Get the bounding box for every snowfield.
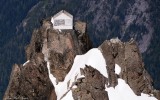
[44,48,157,100]
[106,79,157,100]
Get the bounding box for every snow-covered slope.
[46,48,107,100]
[106,79,157,100]
[46,48,157,100]
[107,65,156,100]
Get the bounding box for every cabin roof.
[52,10,73,19]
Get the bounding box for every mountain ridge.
[1,0,160,99]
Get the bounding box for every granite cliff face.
[3,19,160,100]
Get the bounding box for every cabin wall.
[51,13,73,29]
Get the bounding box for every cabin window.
[54,19,65,26]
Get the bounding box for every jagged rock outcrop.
[4,20,92,100]
[26,20,91,82]
[99,38,160,99]
[72,65,109,100]
[3,53,56,100]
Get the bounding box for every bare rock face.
[3,64,21,99]
[3,53,56,100]
[74,21,86,34]
[72,65,109,100]
[99,38,160,99]
[46,30,80,81]
[25,20,92,82]
[4,20,92,100]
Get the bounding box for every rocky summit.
[3,19,160,100]
[3,19,92,100]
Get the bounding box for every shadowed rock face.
[3,20,92,100]
[3,53,56,100]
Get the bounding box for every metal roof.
[52,10,73,19]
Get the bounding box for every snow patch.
[58,29,62,32]
[61,91,73,100]
[47,62,57,86]
[23,60,30,66]
[106,79,157,100]
[115,64,121,75]
[72,85,77,89]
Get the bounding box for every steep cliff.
[3,20,92,100]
